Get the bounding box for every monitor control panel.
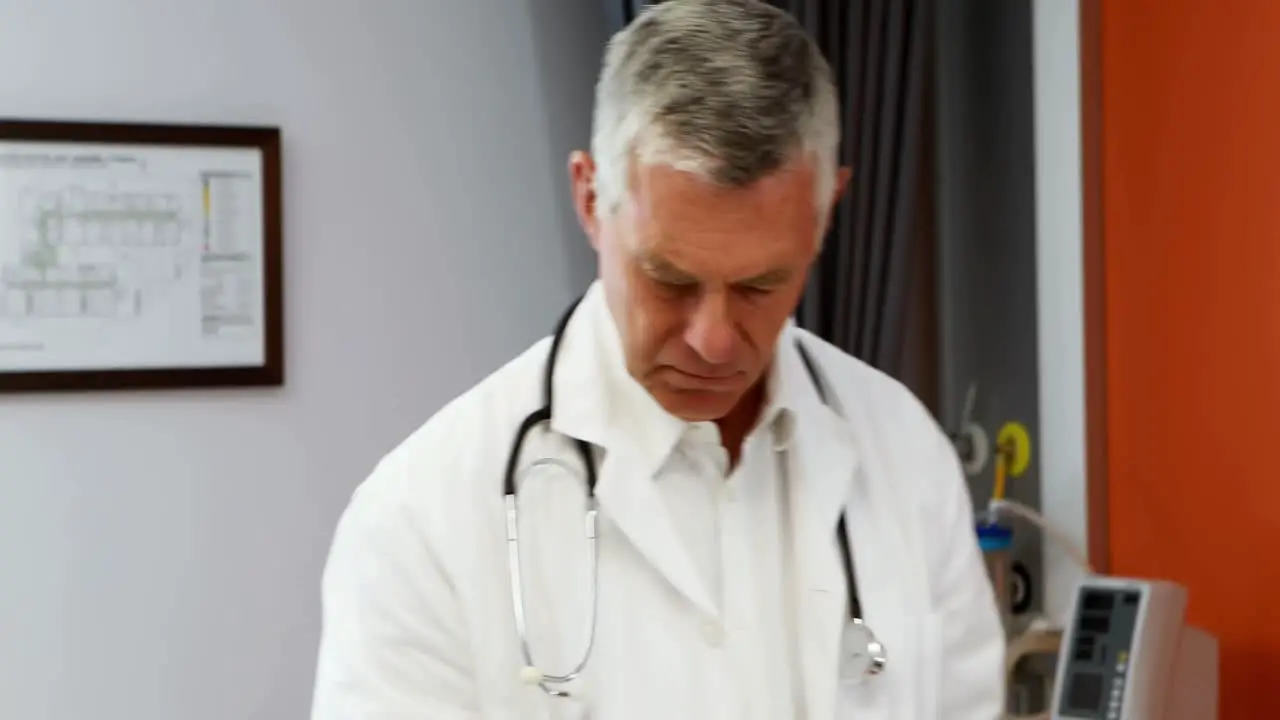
[1053,586,1143,719]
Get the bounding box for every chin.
[652,387,743,422]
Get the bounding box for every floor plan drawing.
[0,142,266,372]
[1,184,186,321]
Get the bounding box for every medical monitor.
[1050,576,1217,720]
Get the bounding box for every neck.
[716,379,767,466]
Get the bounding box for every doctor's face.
[570,151,848,422]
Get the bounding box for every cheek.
[739,288,804,345]
[629,294,684,358]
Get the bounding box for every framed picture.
[0,119,283,392]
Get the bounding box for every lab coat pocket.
[837,671,890,719]
[524,693,587,720]
[914,611,944,719]
[553,698,589,720]
[515,684,589,720]
[836,612,943,720]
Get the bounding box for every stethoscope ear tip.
[519,666,545,685]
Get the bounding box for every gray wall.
[0,1,604,719]
[934,0,1044,613]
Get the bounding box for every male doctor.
[311,1,1004,718]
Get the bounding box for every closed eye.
[655,278,700,298]
[735,282,777,295]
[734,270,791,295]
[641,256,700,292]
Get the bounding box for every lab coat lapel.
[782,331,913,720]
[549,283,719,620]
[593,444,719,618]
[788,403,858,720]
[786,335,929,719]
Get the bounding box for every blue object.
[975,522,1014,552]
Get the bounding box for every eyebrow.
[737,267,794,288]
[640,252,794,288]
[641,254,698,284]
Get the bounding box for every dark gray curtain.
[602,0,647,33]
[782,0,939,409]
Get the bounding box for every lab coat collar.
[550,283,860,629]
[545,283,613,450]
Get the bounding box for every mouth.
[667,368,743,391]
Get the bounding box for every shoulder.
[790,327,942,441]
[393,336,552,467]
[790,328,967,527]
[340,336,553,542]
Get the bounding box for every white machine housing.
[1050,576,1218,720]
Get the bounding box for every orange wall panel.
[1101,0,1280,715]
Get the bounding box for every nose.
[683,292,736,365]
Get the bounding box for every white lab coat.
[312,283,1005,720]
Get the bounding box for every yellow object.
[990,421,1031,502]
[993,451,1009,501]
[997,421,1032,477]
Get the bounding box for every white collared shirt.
[592,298,806,719]
[657,415,803,720]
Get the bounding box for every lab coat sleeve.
[926,428,1007,719]
[311,449,476,720]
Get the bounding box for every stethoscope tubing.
[503,296,884,697]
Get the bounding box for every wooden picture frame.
[0,119,283,392]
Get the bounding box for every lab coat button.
[701,621,724,647]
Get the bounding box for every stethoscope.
[503,296,888,698]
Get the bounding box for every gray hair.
[590,0,841,218]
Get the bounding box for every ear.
[821,166,854,236]
[568,150,601,249]
[832,166,853,209]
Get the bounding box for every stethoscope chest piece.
[839,618,888,685]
